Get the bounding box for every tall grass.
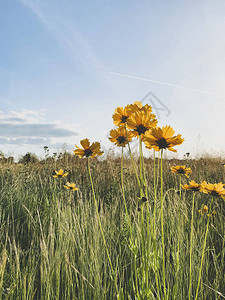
[0,154,224,299]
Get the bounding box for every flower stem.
[87,158,119,297]
[153,150,156,235]
[139,137,144,197]
[69,190,72,205]
[195,198,213,300]
[139,137,148,198]
[176,175,182,278]
[127,138,143,196]
[153,150,156,197]
[156,151,160,193]
[160,149,166,297]
[121,147,132,238]
[188,193,195,300]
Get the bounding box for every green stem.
[139,137,144,197]
[156,151,160,193]
[87,158,119,297]
[153,150,156,200]
[53,178,57,205]
[176,176,182,278]
[153,150,157,236]
[127,138,143,196]
[160,149,166,297]
[189,193,195,300]
[121,147,132,238]
[139,137,148,198]
[69,191,72,205]
[195,198,213,300]
[179,175,181,213]
[178,175,182,227]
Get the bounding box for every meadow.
[0,102,225,299]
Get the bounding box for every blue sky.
[0,0,225,159]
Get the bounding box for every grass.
[0,153,224,299]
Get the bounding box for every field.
[0,152,224,300]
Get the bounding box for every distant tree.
[0,152,14,164]
[19,152,39,164]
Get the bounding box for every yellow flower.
[198,205,209,215]
[74,138,104,158]
[112,105,132,126]
[63,182,79,191]
[53,169,68,178]
[201,182,225,199]
[203,205,209,212]
[182,180,207,191]
[108,126,134,147]
[144,125,184,152]
[171,165,192,177]
[129,101,153,113]
[126,110,158,140]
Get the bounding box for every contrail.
[109,71,222,96]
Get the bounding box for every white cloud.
[0,109,45,124]
[0,109,78,144]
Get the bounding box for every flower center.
[177,168,186,174]
[136,124,148,135]
[117,136,127,145]
[156,138,170,149]
[192,187,200,191]
[84,148,93,157]
[121,115,128,123]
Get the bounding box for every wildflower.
[109,126,134,147]
[53,169,68,178]
[144,125,184,152]
[112,105,132,126]
[198,205,209,215]
[126,110,158,140]
[182,180,207,191]
[74,138,104,158]
[203,205,209,212]
[201,182,225,199]
[129,101,153,113]
[171,165,192,177]
[64,182,79,191]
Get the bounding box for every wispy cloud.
[20,0,112,83]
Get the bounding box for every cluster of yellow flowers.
[61,101,225,208]
[198,205,216,216]
[183,181,225,199]
[53,169,79,191]
[168,165,225,217]
[170,165,225,199]
[71,101,185,157]
[109,101,184,152]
